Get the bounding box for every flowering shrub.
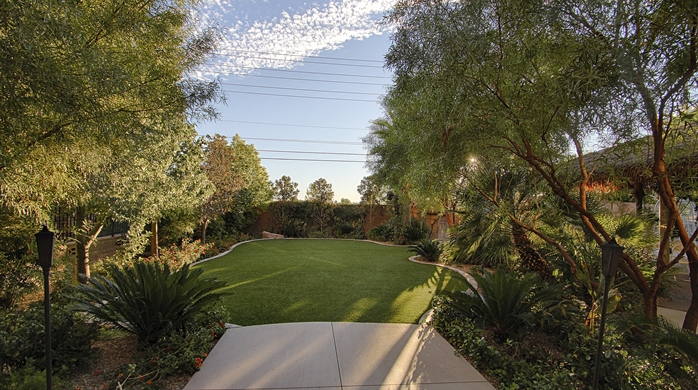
[145,238,213,269]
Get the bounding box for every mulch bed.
[70,335,190,390]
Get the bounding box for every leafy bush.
[0,290,99,378]
[73,261,228,344]
[403,220,427,243]
[109,304,229,389]
[144,238,213,269]
[0,252,40,309]
[431,298,584,389]
[367,223,393,242]
[408,239,442,262]
[432,296,697,389]
[449,268,559,337]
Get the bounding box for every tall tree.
[306,178,334,235]
[378,0,698,329]
[357,175,386,228]
[274,175,300,202]
[306,178,334,204]
[0,0,221,221]
[200,135,244,244]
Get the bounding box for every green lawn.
[195,239,469,325]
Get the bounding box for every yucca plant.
[449,268,558,337]
[408,239,442,262]
[72,261,228,344]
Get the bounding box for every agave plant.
[449,268,558,337]
[408,239,442,262]
[72,261,228,344]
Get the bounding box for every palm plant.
[449,268,559,337]
[453,166,552,278]
[408,239,442,262]
[73,261,228,344]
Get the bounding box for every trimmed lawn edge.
[191,238,412,267]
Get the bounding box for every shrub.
[449,268,559,337]
[0,252,40,309]
[408,239,442,262]
[0,290,98,377]
[403,220,427,243]
[144,238,213,269]
[367,224,393,242]
[72,261,228,344]
[109,304,229,389]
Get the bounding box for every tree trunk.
[201,219,209,244]
[632,180,645,215]
[511,220,552,279]
[150,221,159,257]
[684,256,698,331]
[75,205,103,283]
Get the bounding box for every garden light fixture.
[35,225,55,390]
[593,237,624,389]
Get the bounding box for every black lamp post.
[593,237,624,389]
[35,225,55,390]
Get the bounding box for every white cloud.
[194,0,394,78]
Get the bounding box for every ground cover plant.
[195,239,469,325]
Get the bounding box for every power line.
[219,119,368,131]
[216,53,384,69]
[258,149,366,156]
[221,82,382,96]
[221,89,378,102]
[238,73,388,86]
[215,49,384,64]
[211,64,392,79]
[260,157,365,162]
[225,136,364,145]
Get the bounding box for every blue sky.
[193,0,395,202]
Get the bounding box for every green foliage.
[366,220,425,244]
[367,223,393,242]
[305,178,334,203]
[449,268,560,337]
[432,298,586,389]
[0,252,40,310]
[432,297,697,389]
[72,261,228,344]
[332,204,365,239]
[0,292,99,378]
[143,239,213,269]
[408,239,442,262]
[108,305,229,389]
[1,0,221,223]
[273,175,300,202]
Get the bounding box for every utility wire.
[221,89,378,102]
[221,82,382,96]
[217,57,384,69]
[260,157,365,162]
[216,136,364,145]
[211,65,391,79]
[236,73,388,86]
[258,149,366,156]
[219,119,367,131]
[215,49,384,63]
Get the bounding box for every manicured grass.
[195,239,469,325]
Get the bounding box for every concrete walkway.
[184,322,494,390]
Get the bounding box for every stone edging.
[408,255,478,288]
[191,238,410,266]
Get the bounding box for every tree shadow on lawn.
[197,240,469,326]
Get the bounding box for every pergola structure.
[583,135,698,213]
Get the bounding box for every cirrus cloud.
[194,0,395,78]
